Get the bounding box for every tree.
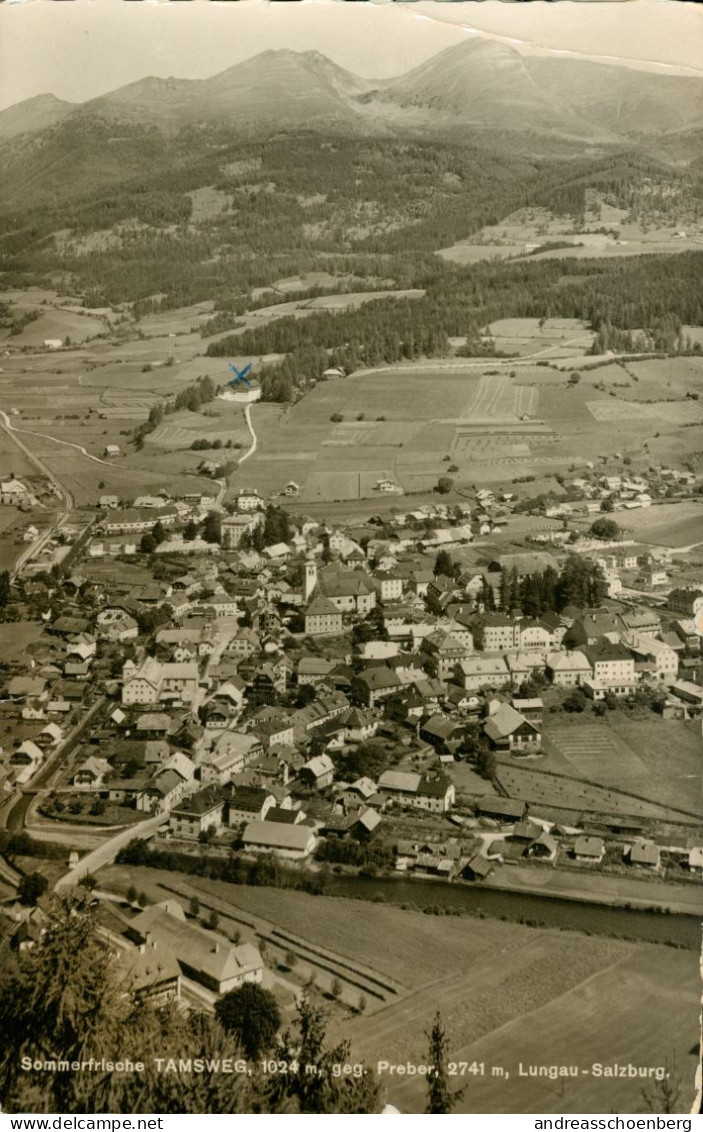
[17,872,48,906]
[295,683,317,708]
[435,475,454,495]
[206,910,220,931]
[265,989,381,1114]
[0,895,253,1114]
[330,978,342,1000]
[640,1065,682,1114]
[140,533,156,555]
[183,520,199,541]
[434,550,453,578]
[126,885,137,903]
[563,689,588,713]
[425,1011,463,1114]
[568,371,581,385]
[284,951,297,971]
[151,520,167,547]
[189,896,201,918]
[202,511,222,545]
[0,570,11,608]
[589,517,621,540]
[215,983,281,1060]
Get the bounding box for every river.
[328,874,701,949]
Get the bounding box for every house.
[200,732,262,783]
[454,655,509,692]
[351,667,404,708]
[304,595,343,637]
[377,770,455,813]
[136,767,190,813]
[475,796,525,822]
[299,754,335,790]
[421,630,472,681]
[350,807,382,841]
[626,840,661,870]
[582,641,636,698]
[668,589,703,617]
[483,702,540,754]
[573,836,605,863]
[113,939,181,1005]
[462,855,494,881]
[72,756,111,790]
[297,657,336,687]
[227,786,275,825]
[169,786,225,840]
[240,820,316,859]
[546,650,591,687]
[127,903,263,995]
[419,714,463,753]
[622,632,678,682]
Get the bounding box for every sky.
[0,0,701,111]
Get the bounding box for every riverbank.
[480,861,703,916]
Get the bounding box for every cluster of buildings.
[1,477,702,901]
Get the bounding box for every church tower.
[304,557,317,603]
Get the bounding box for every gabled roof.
[305,595,342,618]
[242,820,315,851]
[378,770,421,794]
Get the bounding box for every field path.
[237,402,258,465]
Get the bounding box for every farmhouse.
[127,903,263,995]
[483,702,540,754]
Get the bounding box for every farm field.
[610,500,703,548]
[436,201,703,275]
[535,717,703,819]
[496,751,701,825]
[355,946,698,1114]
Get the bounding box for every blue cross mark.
[228,362,253,388]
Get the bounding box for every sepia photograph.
[0,0,701,1117]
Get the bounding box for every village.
[0,454,702,973]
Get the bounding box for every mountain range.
[2,39,703,149]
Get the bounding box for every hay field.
[539,719,703,818]
[0,305,105,347]
[243,362,650,500]
[614,501,703,547]
[496,758,698,824]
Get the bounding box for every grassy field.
[356,946,698,1114]
[496,758,701,825]
[535,717,703,819]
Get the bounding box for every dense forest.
[206,251,703,400]
[1,131,699,311]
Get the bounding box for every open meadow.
[437,200,703,271]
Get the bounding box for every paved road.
[2,696,106,832]
[54,811,168,892]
